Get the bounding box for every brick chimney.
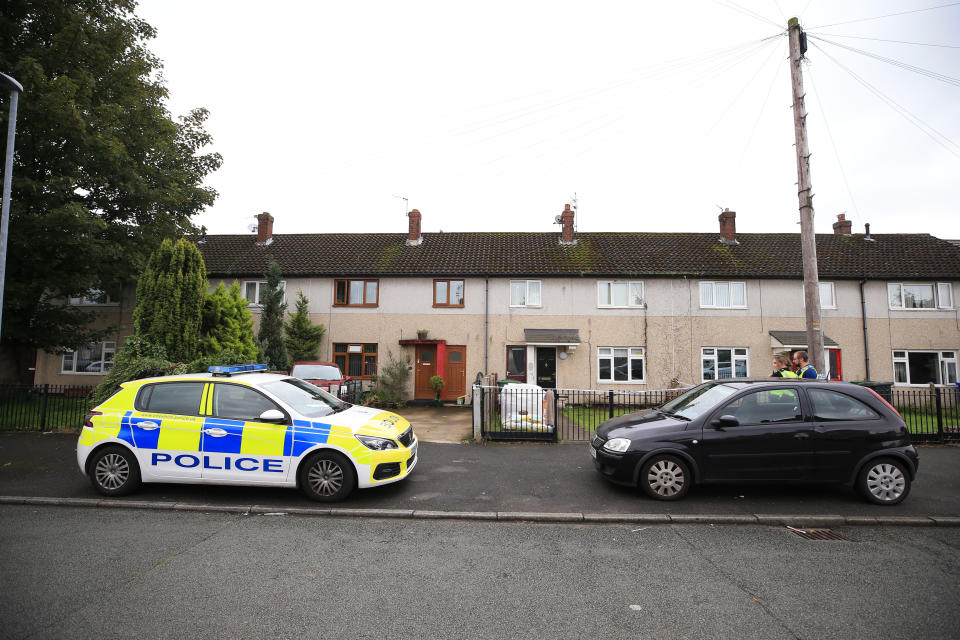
[833,213,852,235]
[718,208,738,245]
[406,209,422,246]
[256,212,274,244]
[559,204,576,245]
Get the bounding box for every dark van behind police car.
[589,379,918,505]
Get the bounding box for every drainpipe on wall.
[860,279,871,380]
[484,276,489,375]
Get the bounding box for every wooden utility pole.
[788,17,825,375]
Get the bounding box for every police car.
[77,365,418,502]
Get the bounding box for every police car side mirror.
[711,415,739,429]
[259,409,286,423]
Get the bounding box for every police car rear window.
[137,382,205,415]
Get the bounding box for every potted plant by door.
[417,329,429,340]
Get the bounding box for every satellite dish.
[554,215,563,224]
[247,223,258,232]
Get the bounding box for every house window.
[893,350,957,385]
[819,282,836,309]
[434,279,464,307]
[701,347,749,381]
[506,346,527,382]
[887,283,953,310]
[598,281,644,308]
[243,280,285,305]
[334,279,378,307]
[333,343,378,378]
[61,341,116,374]
[509,280,541,307]
[598,347,645,383]
[68,290,112,305]
[699,282,746,309]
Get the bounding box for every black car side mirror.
[711,415,739,428]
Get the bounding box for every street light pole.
[0,72,24,343]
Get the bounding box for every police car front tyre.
[299,451,356,502]
[89,446,141,496]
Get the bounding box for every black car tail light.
[864,387,902,420]
[83,411,102,428]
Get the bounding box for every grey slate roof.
[198,232,960,280]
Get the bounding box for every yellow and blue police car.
[77,365,418,502]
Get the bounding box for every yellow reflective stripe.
[240,422,287,456]
[156,417,203,451]
[199,383,214,415]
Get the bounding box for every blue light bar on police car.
[208,364,269,374]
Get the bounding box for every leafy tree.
[283,290,325,362]
[256,261,289,370]
[201,281,257,360]
[366,351,410,407]
[133,238,206,363]
[0,1,222,371]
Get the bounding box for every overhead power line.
[808,33,960,49]
[712,0,783,29]
[810,35,960,88]
[810,41,960,160]
[809,1,960,29]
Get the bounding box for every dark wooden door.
[446,346,466,399]
[414,345,437,400]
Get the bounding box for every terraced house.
[32,206,960,400]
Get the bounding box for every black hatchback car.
[590,379,918,505]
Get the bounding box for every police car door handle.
[204,428,228,437]
[139,421,160,430]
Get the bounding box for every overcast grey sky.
[136,0,960,239]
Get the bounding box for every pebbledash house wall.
[29,209,960,396]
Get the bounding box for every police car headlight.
[356,435,398,450]
[603,437,631,453]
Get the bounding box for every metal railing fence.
[891,387,960,443]
[0,384,94,431]
[476,385,689,442]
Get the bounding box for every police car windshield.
[262,378,347,418]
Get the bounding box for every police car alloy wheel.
[89,446,141,496]
[299,451,356,502]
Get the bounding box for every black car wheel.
[857,457,911,505]
[89,446,141,496]
[299,451,356,502]
[640,454,690,501]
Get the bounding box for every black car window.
[138,382,205,416]
[719,389,801,425]
[212,384,281,421]
[809,389,880,421]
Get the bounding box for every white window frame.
[887,282,948,311]
[597,347,646,384]
[68,289,114,305]
[509,280,542,308]
[892,350,958,386]
[818,282,836,309]
[699,281,746,309]
[937,283,954,309]
[61,341,117,375]
[243,280,286,306]
[701,347,749,382]
[597,281,644,308]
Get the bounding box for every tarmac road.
[1,432,958,523]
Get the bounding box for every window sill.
[433,304,465,309]
[597,380,647,385]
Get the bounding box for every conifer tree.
[201,282,257,360]
[133,238,206,362]
[256,261,289,370]
[284,291,326,362]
